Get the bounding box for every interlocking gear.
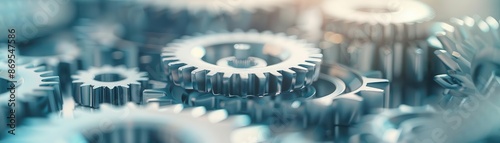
[143,73,345,135]
[162,30,322,97]
[433,16,500,109]
[72,65,148,108]
[2,103,272,143]
[0,64,62,131]
[358,105,438,143]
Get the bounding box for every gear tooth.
[178,65,196,88]
[280,69,296,92]
[268,71,282,93]
[220,115,251,127]
[191,68,207,91]
[146,102,160,110]
[290,66,307,89]
[142,89,167,104]
[99,103,114,110]
[206,110,229,123]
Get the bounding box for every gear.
[72,65,148,108]
[161,30,322,97]
[433,16,500,109]
[0,63,62,131]
[2,103,272,143]
[321,0,434,107]
[143,73,345,134]
[1,32,81,97]
[358,105,438,143]
[320,64,389,116]
[140,0,298,36]
[322,0,434,43]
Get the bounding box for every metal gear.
[161,30,322,96]
[2,103,272,143]
[433,16,500,109]
[1,32,81,97]
[322,0,435,43]
[0,63,62,131]
[72,65,148,108]
[143,73,344,129]
[321,0,434,107]
[357,105,438,143]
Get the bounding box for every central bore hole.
[94,73,126,82]
[356,7,396,13]
[0,78,9,94]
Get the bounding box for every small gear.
[72,65,148,108]
[0,63,62,131]
[358,105,438,143]
[3,103,272,143]
[162,30,322,96]
[433,16,500,109]
[1,32,81,96]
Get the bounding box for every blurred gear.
[2,103,271,143]
[3,32,81,97]
[162,30,322,97]
[433,16,500,109]
[0,64,62,127]
[358,105,438,143]
[321,0,435,107]
[72,65,148,108]
[74,19,139,69]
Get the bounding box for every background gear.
[0,63,62,131]
[72,65,148,108]
[2,103,272,143]
[162,30,322,97]
[321,0,435,107]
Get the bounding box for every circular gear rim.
[161,30,323,97]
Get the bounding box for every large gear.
[161,30,322,97]
[0,63,62,132]
[321,0,435,107]
[322,0,434,43]
[72,65,148,108]
[2,103,272,143]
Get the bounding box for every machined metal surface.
[162,30,322,97]
[72,66,148,108]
